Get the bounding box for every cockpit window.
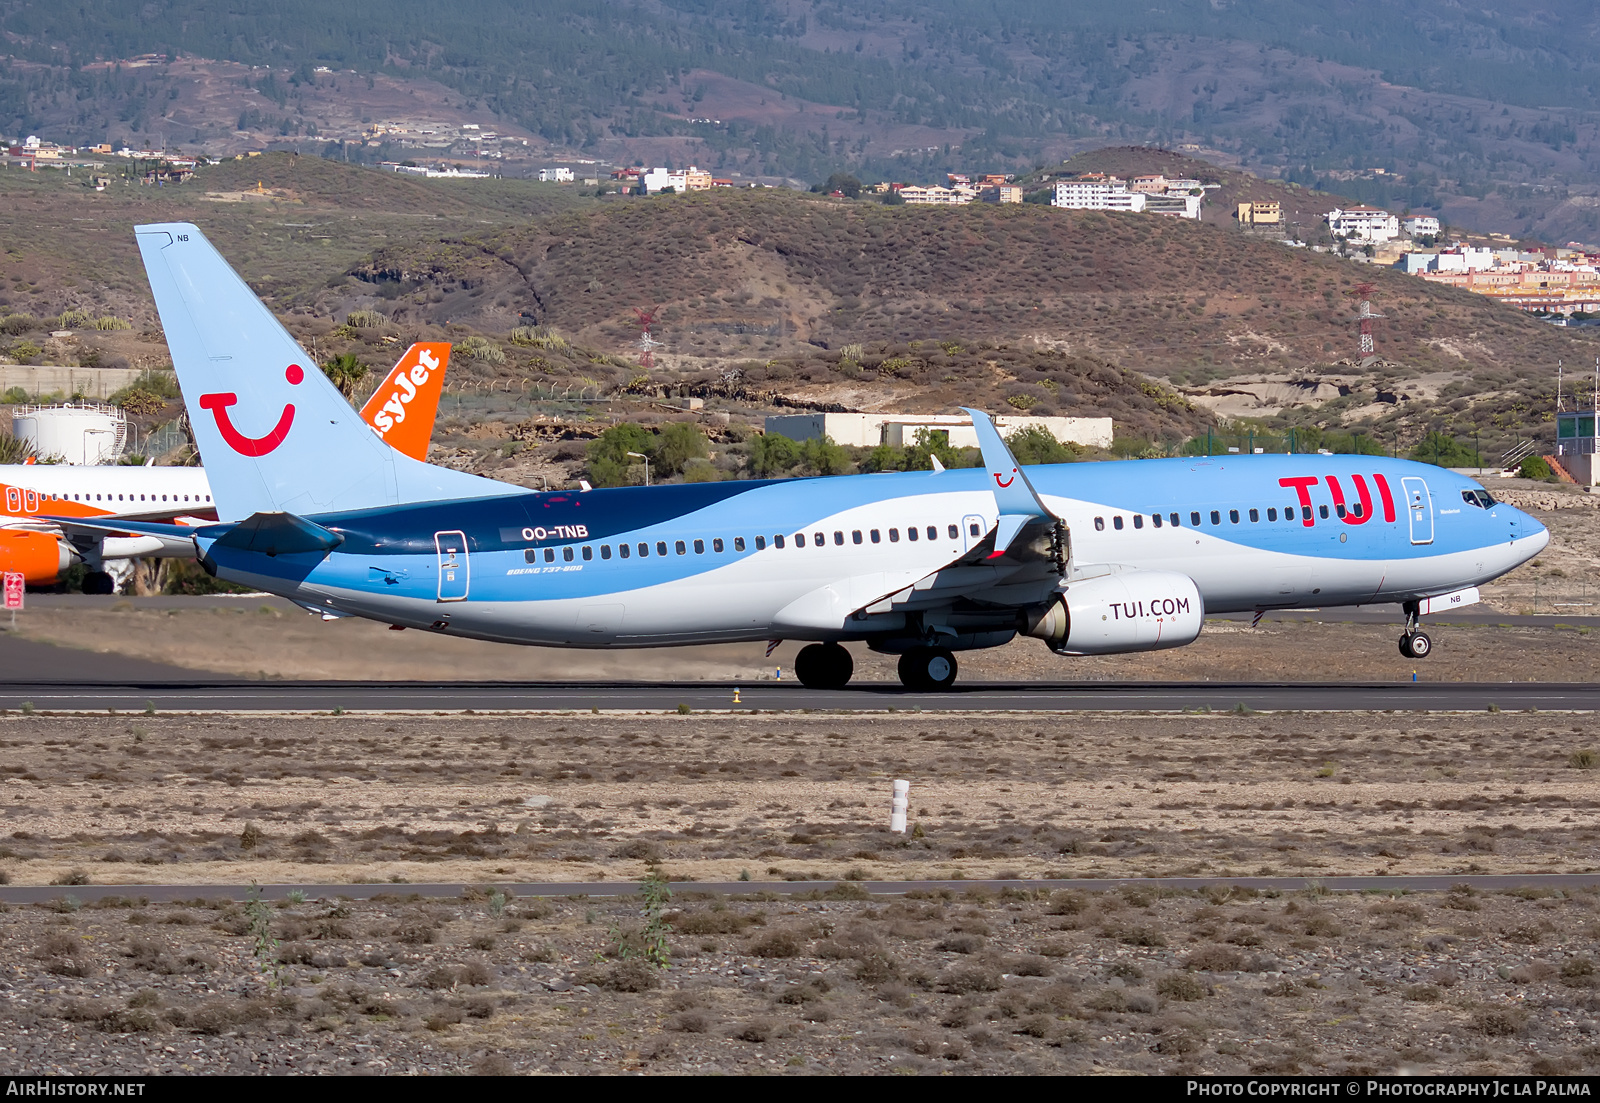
[1461,489,1495,509]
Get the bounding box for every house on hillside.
[981,184,1022,204]
[1130,174,1169,193]
[537,167,574,183]
[1326,206,1400,244]
[1052,179,1146,212]
[1236,201,1282,226]
[1144,192,1202,219]
[1403,215,1441,238]
[900,185,973,205]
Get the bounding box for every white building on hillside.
[1326,206,1400,243]
[899,185,974,205]
[1403,215,1440,238]
[765,412,1114,451]
[1143,192,1203,219]
[537,167,574,183]
[1052,180,1146,212]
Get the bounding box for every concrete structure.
[537,167,574,183]
[981,184,1022,204]
[1236,201,1282,226]
[642,166,712,194]
[0,366,146,400]
[1326,206,1400,244]
[1403,215,1441,238]
[764,412,1114,451]
[1052,180,1146,212]
[1143,192,1202,219]
[1130,174,1169,194]
[12,403,127,464]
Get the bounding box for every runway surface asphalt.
[2,610,1595,712]
[3,874,1597,905]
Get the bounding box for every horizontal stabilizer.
[44,516,200,559]
[210,512,344,557]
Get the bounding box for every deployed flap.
[210,512,344,557]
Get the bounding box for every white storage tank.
[12,403,127,465]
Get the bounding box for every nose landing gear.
[1398,599,1432,659]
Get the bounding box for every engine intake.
[1026,569,1203,655]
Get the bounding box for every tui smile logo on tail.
[993,470,1016,488]
[199,364,303,457]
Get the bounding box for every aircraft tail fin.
[358,342,450,461]
[134,223,513,521]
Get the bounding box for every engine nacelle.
[0,529,72,585]
[1026,568,1203,656]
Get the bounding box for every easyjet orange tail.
[358,342,451,461]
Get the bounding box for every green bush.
[1519,456,1555,481]
[1,314,37,336]
[1409,431,1481,468]
[455,335,505,365]
[585,422,655,487]
[1006,425,1081,465]
[748,432,800,477]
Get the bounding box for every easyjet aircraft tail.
[135,222,512,521]
[359,342,451,461]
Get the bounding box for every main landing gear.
[1398,600,1432,659]
[82,571,115,595]
[794,642,854,690]
[898,647,958,692]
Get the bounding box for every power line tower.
[632,306,661,372]
[1347,282,1383,368]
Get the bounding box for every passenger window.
[795,533,806,547]
[1334,503,1346,518]
[1113,516,1124,530]
[815,531,825,545]
[1267,508,1277,522]
[1190,511,1201,526]
[908,527,918,542]
[926,526,937,540]
[851,530,862,544]
[1248,509,1259,522]
[1351,502,1363,518]
[870,530,880,543]
[657,541,668,556]
[1094,517,1105,531]
[601,545,611,559]
[1229,510,1240,524]
[833,531,843,545]
[774,534,785,549]
[693,539,704,554]
[1151,514,1162,528]
[1319,505,1329,520]
[734,537,746,551]
[713,538,724,552]
[1210,511,1221,525]
[1132,515,1143,529]
[638,542,650,557]
[524,549,537,563]
[544,548,555,563]
[1301,506,1312,521]
[619,543,630,559]
[969,522,980,537]
[889,528,900,542]
[752,536,763,550]
[582,546,593,560]
[675,540,687,555]
[1169,513,1180,527]
[947,524,958,539]
[563,547,575,561]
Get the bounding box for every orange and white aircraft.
[0,342,451,592]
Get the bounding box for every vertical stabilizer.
[359,342,451,461]
[135,224,514,520]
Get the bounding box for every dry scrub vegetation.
[4,881,1600,1074]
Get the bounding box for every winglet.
[961,407,1057,556]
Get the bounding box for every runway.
[0,677,1596,712]
[3,873,1597,905]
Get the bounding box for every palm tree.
[320,353,369,400]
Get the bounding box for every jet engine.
[1025,569,1203,655]
[0,529,72,585]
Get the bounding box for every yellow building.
[1236,201,1282,226]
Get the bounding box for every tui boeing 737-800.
[86,222,1548,689]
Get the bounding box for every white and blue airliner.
[71,223,1548,690]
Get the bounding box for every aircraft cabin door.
[434,530,470,601]
[1401,477,1434,545]
[962,514,987,554]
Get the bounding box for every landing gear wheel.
[897,647,958,691]
[1398,632,1432,659]
[82,571,115,595]
[794,643,853,689]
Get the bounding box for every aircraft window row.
[23,492,211,504]
[521,522,964,564]
[1094,502,1365,532]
